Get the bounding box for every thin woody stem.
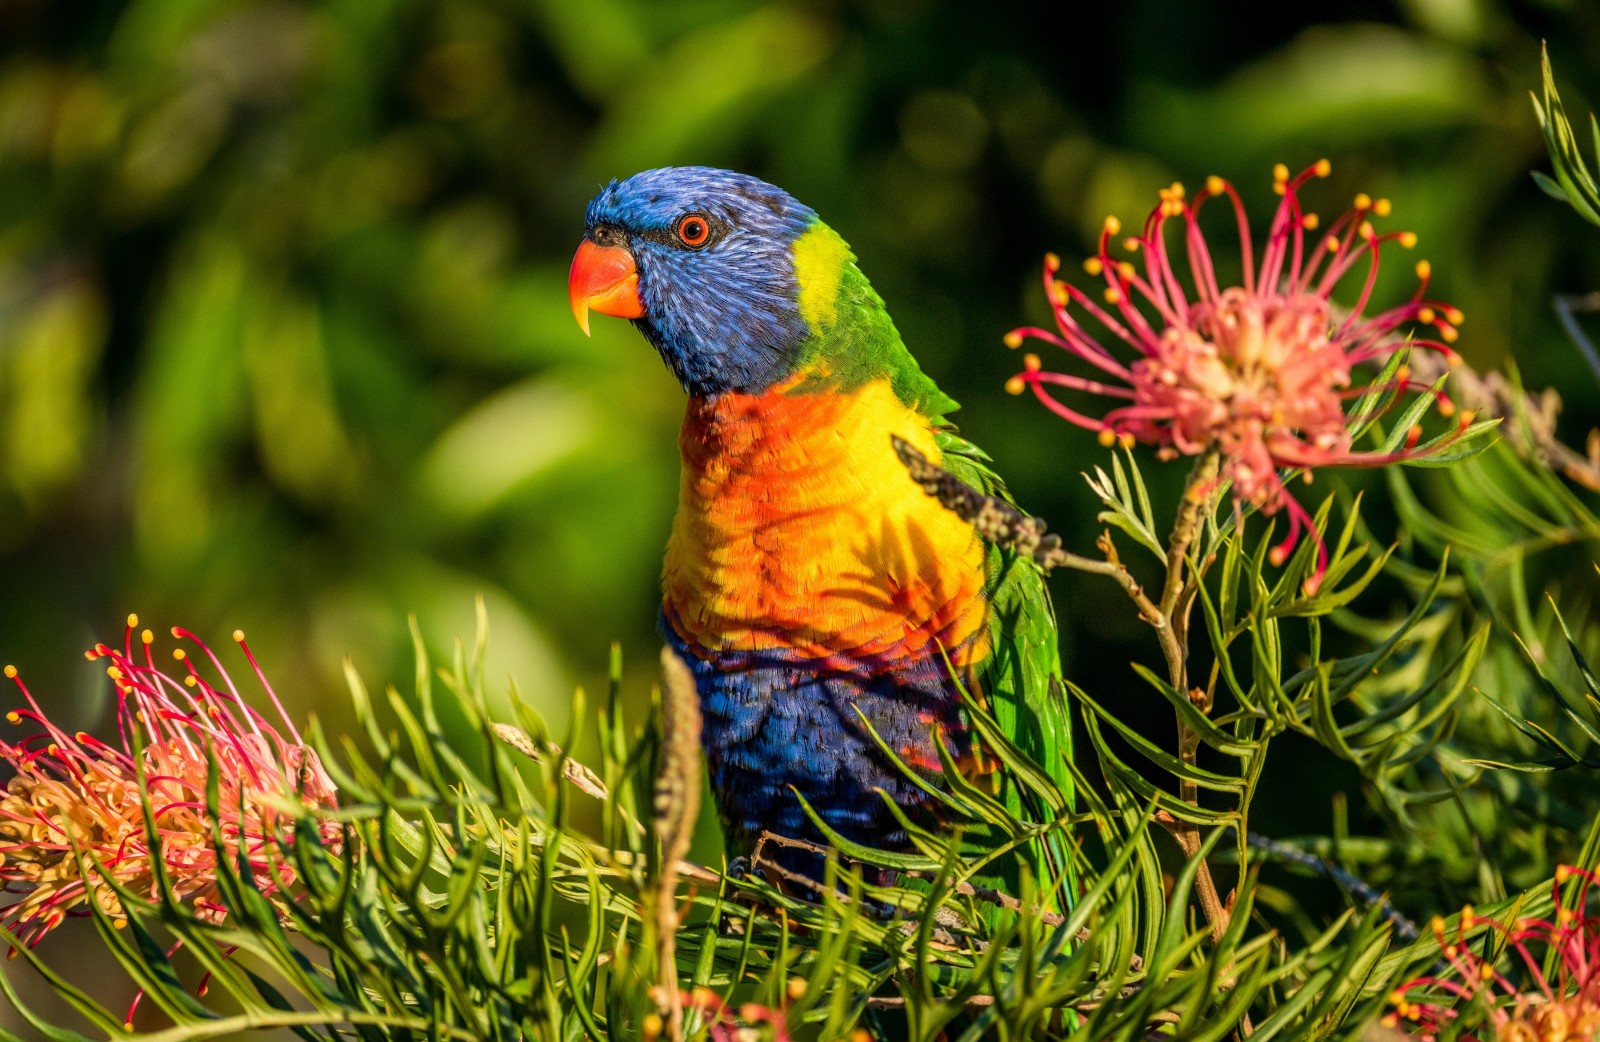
[1157,452,1231,946]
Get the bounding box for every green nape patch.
[789,218,959,421]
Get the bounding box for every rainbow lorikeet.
[569,167,1073,899]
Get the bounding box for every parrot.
[568,166,1073,904]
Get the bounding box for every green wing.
[936,426,1077,910]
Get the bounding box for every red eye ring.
[676,214,711,247]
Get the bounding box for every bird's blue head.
[570,167,819,397]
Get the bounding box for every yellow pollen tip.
[1398,231,1417,248]
[172,648,186,661]
[1354,192,1372,210]
[1323,235,1340,253]
[1003,331,1024,349]
[1083,257,1103,276]
[1557,865,1574,883]
[1395,364,1411,384]
[1123,237,1142,253]
[1117,432,1135,450]
[141,629,153,646]
[1415,260,1431,280]
[1051,281,1069,306]
[74,732,88,743]
[1268,547,1287,567]
[184,675,198,687]
[1358,221,1375,240]
[126,613,138,628]
[1430,915,1446,934]
[1168,181,1185,199]
[1458,410,1476,426]
[1417,307,1436,324]
[1004,376,1026,396]
[1273,182,1286,196]
[1022,353,1042,372]
[4,712,17,724]
[106,667,122,680]
[1446,307,1464,325]
[1374,198,1392,216]
[84,650,97,660]
[1301,213,1319,230]
[1104,215,1121,235]
[1103,287,1123,304]
[2,666,14,680]
[1273,163,1289,182]
[1117,261,1135,279]
[1205,175,1224,195]
[787,978,806,1000]
[1441,324,1459,343]
[232,629,245,643]
[1438,399,1456,417]
[46,744,57,756]
[170,627,182,638]
[1044,252,1061,272]
[1097,428,1117,447]
[1314,158,1332,177]
[1479,962,1495,980]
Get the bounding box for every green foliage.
[1534,45,1600,229]
[2,408,1592,1039]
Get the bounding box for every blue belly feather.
[663,619,972,869]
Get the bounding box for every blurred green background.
[1,0,1598,795]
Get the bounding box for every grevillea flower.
[1009,160,1473,592]
[0,617,340,950]
[1386,866,1600,1041]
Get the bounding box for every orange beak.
[569,239,644,336]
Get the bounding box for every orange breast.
[662,376,990,670]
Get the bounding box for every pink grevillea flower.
[0,617,340,951]
[1009,160,1472,592]
[1385,866,1600,1042]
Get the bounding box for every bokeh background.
[1,0,1599,1007]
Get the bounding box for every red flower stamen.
[1010,161,1470,593]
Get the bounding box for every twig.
[491,722,722,886]
[654,649,703,1041]
[1155,455,1232,947]
[1555,291,1600,391]
[490,724,610,801]
[892,437,1167,628]
[1243,832,1418,942]
[1408,322,1600,492]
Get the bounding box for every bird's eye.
[676,214,711,248]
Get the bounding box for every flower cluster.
[1010,161,1472,591]
[1386,866,1600,1041]
[0,618,340,949]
